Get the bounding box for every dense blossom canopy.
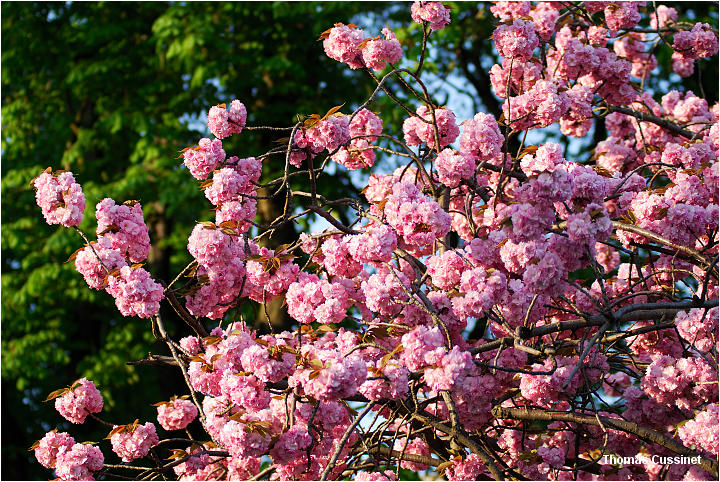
[31,1,719,481]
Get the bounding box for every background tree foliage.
[1,2,716,479]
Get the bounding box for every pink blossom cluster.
[410,1,451,30]
[672,23,719,77]
[678,403,719,456]
[424,346,474,391]
[156,397,198,431]
[95,198,151,263]
[242,243,299,303]
[530,2,560,41]
[290,115,350,167]
[33,170,164,319]
[444,454,487,481]
[490,1,530,19]
[182,137,226,180]
[492,19,539,61]
[346,223,397,263]
[332,108,383,170]
[675,308,718,352]
[458,112,504,162]
[642,355,718,410]
[73,237,127,290]
[393,436,431,471]
[54,378,104,424]
[362,28,402,71]
[109,422,159,462]
[206,99,247,139]
[33,170,86,227]
[204,156,261,232]
[355,470,398,481]
[286,273,357,325]
[184,224,247,319]
[489,57,542,99]
[435,149,474,188]
[503,80,570,130]
[603,1,641,32]
[403,105,460,149]
[323,23,402,71]
[384,181,451,251]
[520,354,608,409]
[322,22,365,69]
[290,346,367,401]
[55,443,104,481]
[614,32,657,79]
[105,265,164,318]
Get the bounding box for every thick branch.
[492,407,718,477]
[605,105,698,139]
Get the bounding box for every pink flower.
[221,419,272,459]
[678,403,719,456]
[426,250,467,290]
[187,223,245,266]
[537,446,565,468]
[74,237,128,290]
[604,2,641,32]
[215,198,257,233]
[504,80,570,130]
[156,397,198,431]
[403,105,459,149]
[393,436,430,470]
[179,336,201,355]
[491,1,531,19]
[604,372,632,398]
[182,137,226,180]
[240,343,296,383]
[105,266,164,319]
[445,454,486,481]
[323,23,365,69]
[489,58,542,98]
[290,348,367,401]
[362,28,402,71]
[95,198,151,263]
[54,378,103,424]
[204,160,260,205]
[291,115,351,166]
[110,422,159,462]
[642,355,718,410]
[358,359,409,401]
[411,1,451,30]
[242,244,299,303]
[650,5,678,29]
[332,109,383,170]
[269,425,312,465]
[320,236,363,278]
[675,308,719,353]
[33,170,86,227]
[207,99,247,139]
[219,373,270,411]
[424,346,474,391]
[492,19,539,61]
[435,149,475,188]
[384,181,452,249]
[673,23,719,60]
[459,112,504,162]
[54,443,104,481]
[346,223,397,263]
[34,431,75,469]
[399,325,446,371]
[530,2,559,41]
